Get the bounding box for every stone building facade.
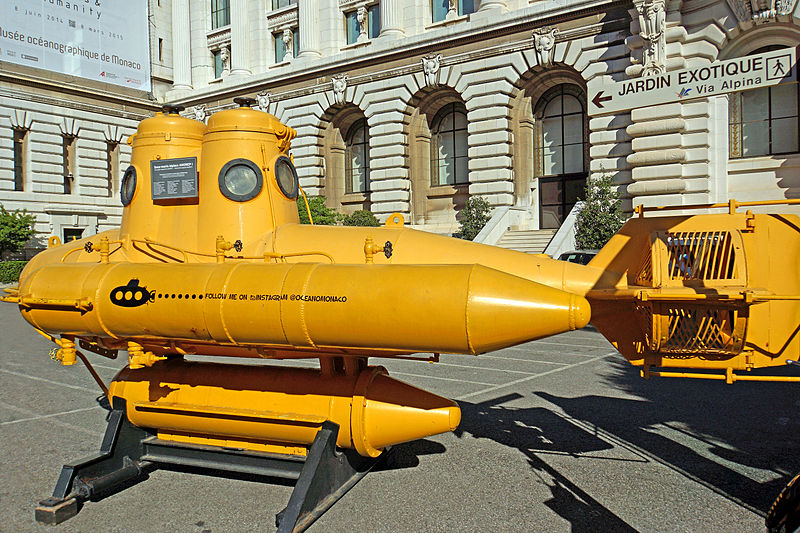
[0,1,173,253]
[2,0,800,243]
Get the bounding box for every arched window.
[534,84,587,229]
[729,46,799,158]
[431,102,468,187]
[345,118,369,193]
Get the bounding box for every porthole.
[120,166,137,206]
[218,159,263,202]
[275,155,299,199]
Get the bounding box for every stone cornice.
[171,0,629,109]
[207,26,232,47]
[267,5,299,31]
[338,0,374,10]
[0,69,159,116]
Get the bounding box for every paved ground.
[1,299,799,532]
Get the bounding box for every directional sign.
[588,47,798,116]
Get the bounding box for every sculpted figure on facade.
[282,29,293,61]
[219,46,231,75]
[446,0,458,19]
[634,0,666,76]
[193,105,207,122]
[332,74,348,105]
[726,0,798,23]
[422,54,442,87]
[532,28,557,68]
[356,6,368,42]
[256,92,271,112]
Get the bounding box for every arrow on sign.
[592,91,611,109]
[592,91,612,109]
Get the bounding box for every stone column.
[478,0,507,11]
[379,0,405,38]
[171,0,192,90]
[297,0,321,58]
[230,0,251,76]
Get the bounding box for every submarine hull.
[19,262,590,356]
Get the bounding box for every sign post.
[588,47,798,116]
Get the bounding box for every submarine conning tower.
[119,104,205,252]
[119,98,300,258]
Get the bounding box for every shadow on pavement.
[456,393,639,532]
[454,357,798,527]
[538,358,800,515]
[375,438,447,471]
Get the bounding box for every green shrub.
[574,173,626,250]
[341,210,379,227]
[0,261,27,283]
[0,205,36,256]
[296,196,340,225]
[456,196,491,241]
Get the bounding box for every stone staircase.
[495,229,557,254]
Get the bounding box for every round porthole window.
[120,166,137,206]
[218,159,263,202]
[275,156,299,199]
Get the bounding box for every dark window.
[432,0,475,22]
[62,134,76,194]
[158,38,163,62]
[12,128,26,192]
[272,0,297,9]
[63,228,84,242]
[210,0,230,29]
[212,49,224,78]
[345,119,370,193]
[534,84,588,229]
[729,48,799,158]
[431,102,469,186]
[106,141,119,198]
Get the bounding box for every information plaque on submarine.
[151,157,198,201]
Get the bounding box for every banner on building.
[0,1,151,92]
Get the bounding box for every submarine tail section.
[580,209,800,378]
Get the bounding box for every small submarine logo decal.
[110,279,155,308]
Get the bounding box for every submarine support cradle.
[34,398,383,533]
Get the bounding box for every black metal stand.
[35,398,383,533]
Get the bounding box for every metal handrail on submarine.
[3,98,800,531]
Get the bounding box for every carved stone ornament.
[421,54,442,87]
[206,27,231,48]
[220,46,231,73]
[282,29,293,61]
[193,105,207,122]
[10,110,33,130]
[256,92,271,112]
[633,0,666,76]
[104,125,124,144]
[58,118,80,137]
[446,0,457,19]
[332,74,348,105]
[532,28,557,68]
[726,0,798,23]
[356,6,368,42]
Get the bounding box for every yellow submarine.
[4,98,800,532]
